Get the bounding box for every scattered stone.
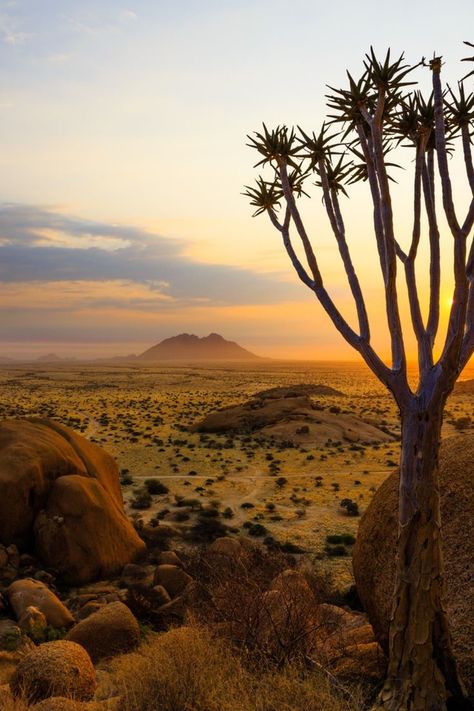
[120,563,153,589]
[18,606,48,641]
[66,601,140,663]
[311,604,385,680]
[157,550,183,567]
[331,641,386,680]
[10,640,96,703]
[153,564,192,598]
[150,585,172,607]
[34,474,146,585]
[155,594,188,622]
[8,579,74,629]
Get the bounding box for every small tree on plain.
[245,45,474,711]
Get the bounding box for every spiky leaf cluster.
[296,124,339,170]
[461,40,474,80]
[345,143,401,184]
[242,177,282,217]
[314,155,353,196]
[388,92,435,147]
[445,83,474,135]
[246,124,300,169]
[326,48,419,140]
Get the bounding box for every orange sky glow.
[0,1,472,368]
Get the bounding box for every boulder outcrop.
[352,434,474,695]
[0,419,145,584]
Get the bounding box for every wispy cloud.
[0,11,30,44]
[0,203,299,307]
[119,9,137,22]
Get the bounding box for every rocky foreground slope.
[0,420,472,708]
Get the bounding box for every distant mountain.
[137,333,262,361]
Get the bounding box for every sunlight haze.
[0,0,473,362]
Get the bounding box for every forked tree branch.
[276,164,399,396]
[432,62,470,377]
[367,92,407,373]
[461,125,474,194]
[318,158,370,340]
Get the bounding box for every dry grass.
[0,689,27,711]
[110,625,367,711]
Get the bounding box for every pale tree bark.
[375,399,468,710]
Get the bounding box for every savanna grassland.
[1,360,473,590]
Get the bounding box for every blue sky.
[0,1,472,358]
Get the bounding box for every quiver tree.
[245,45,474,711]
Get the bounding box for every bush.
[247,523,267,537]
[326,533,356,546]
[131,488,153,510]
[340,499,359,516]
[325,544,349,557]
[189,517,231,542]
[144,479,169,495]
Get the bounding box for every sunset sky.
[0,0,472,360]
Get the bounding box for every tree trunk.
[374,404,470,711]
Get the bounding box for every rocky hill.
[193,385,393,445]
[137,333,262,361]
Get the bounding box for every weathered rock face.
[10,640,96,703]
[352,434,474,695]
[0,419,145,584]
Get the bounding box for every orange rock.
[66,601,140,663]
[35,476,145,585]
[8,579,74,629]
[0,419,145,585]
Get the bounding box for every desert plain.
[1,359,472,591]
